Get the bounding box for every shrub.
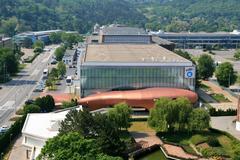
[62,99,78,108]
[200,147,228,157]
[209,108,237,116]
[23,104,41,114]
[208,137,220,147]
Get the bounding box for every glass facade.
[159,34,240,49]
[80,65,195,97]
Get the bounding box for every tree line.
[132,0,240,32]
[0,0,146,36]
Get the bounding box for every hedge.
[24,53,39,63]
[0,115,26,154]
[209,108,237,116]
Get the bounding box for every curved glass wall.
[80,66,195,97]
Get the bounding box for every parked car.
[0,86,2,89]
[50,59,57,65]
[33,86,44,92]
[25,99,34,105]
[0,125,9,134]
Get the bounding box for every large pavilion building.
[80,25,196,97]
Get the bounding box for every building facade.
[80,44,195,97]
[158,31,240,49]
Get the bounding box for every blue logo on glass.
[187,71,193,77]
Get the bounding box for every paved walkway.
[200,80,238,110]
[130,131,162,148]
[8,135,27,160]
[162,144,198,159]
[211,116,240,140]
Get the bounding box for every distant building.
[0,35,13,48]
[157,30,240,49]
[62,50,77,67]
[14,30,62,46]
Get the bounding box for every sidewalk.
[200,80,238,110]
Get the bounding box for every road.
[0,45,58,127]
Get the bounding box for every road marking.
[0,101,15,110]
[31,69,40,76]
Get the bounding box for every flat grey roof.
[159,32,240,37]
[84,44,191,65]
[101,27,147,35]
[152,36,174,45]
[64,50,75,56]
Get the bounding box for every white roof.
[22,110,69,139]
[21,106,109,140]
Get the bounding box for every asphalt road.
[0,45,58,127]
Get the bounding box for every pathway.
[211,116,240,140]
[200,80,238,110]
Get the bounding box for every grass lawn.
[199,83,212,92]
[157,130,239,158]
[18,63,27,70]
[128,121,154,133]
[211,93,230,102]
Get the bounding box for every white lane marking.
[31,69,40,76]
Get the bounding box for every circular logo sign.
[187,71,193,78]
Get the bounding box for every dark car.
[25,99,34,105]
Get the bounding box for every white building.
[62,50,77,67]
[21,107,108,160]
[22,109,72,159]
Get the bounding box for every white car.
[0,125,9,133]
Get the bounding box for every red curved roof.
[79,88,198,110]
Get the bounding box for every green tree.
[38,132,122,160]
[34,95,55,112]
[175,50,195,63]
[0,17,18,36]
[188,108,210,131]
[234,50,240,60]
[215,62,237,87]
[61,32,83,49]
[59,109,126,156]
[45,77,54,88]
[197,54,215,79]
[57,61,66,77]
[49,68,59,79]
[108,103,132,130]
[148,97,194,132]
[0,48,19,75]
[49,32,63,44]
[33,40,44,50]
[23,104,41,115]
[59,109,95,136]
[54,46,65,61]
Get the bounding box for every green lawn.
[211,93,230,102]
[199,83,212,92]
[128,121,155,133]
[157,130,239,158]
